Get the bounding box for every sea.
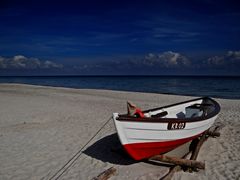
[0,76,240,99]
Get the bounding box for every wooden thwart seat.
[151,111,168,118]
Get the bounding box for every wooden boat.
[112,97,220,160]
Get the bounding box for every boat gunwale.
[116,97,221,123]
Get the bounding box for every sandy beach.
[0,84,239,180]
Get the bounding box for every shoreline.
[0,84,239,179]
[1,82,239,100]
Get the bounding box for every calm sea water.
[0,76,239,99]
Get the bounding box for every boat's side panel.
[114,115,217,144]
[113,113,217,160]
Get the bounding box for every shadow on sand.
[83,133,137,165]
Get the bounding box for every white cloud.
[227,51,240,60]
[208,51,240,66]
[11,55,27,68]
[43,60,63,68]
[13,55,27,61]
[0,55,63,69]
[143,51,190,67]
[207,56,224,65]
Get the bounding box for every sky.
[0,0,240,75]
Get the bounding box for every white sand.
[0,84,239,180]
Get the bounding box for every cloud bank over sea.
[0,55,63,69]
[0,51,240,75]
[72,50,240,75]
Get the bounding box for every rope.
[48,116,112,180]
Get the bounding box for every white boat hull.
[113,97,220,160]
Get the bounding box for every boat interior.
[143,98,216,119]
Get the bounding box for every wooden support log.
[92,167,117,180]
[190,132,208,161]
[191,127,221,162]
[160,151,191,180]
[150,154,205,169]
[161,125,222,178]
[189,127,221,172]
[207,131,220,137]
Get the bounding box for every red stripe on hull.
[123,134,201,160]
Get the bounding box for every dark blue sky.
[0,0,240,75]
